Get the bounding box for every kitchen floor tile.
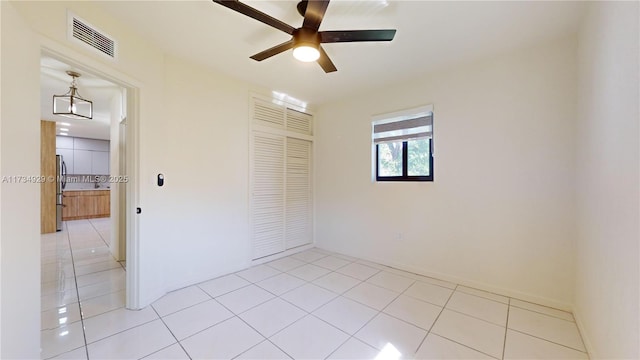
[336,263,380,281]
[77,277,125,301]
[355,312,427,356]
[508,306,586,352]
[180,317,264,359]
[162,299,233,340]
[198,273,250,298]
[504,329,588,359]
[42,290,79,311]
[280,283,337,312]
[414,333,495,359]
[216,284,275,314]
[151,285,210,317]
[239,298,306,337]
[75,268,125,288]
[270,315,349,360]
[343,282,399,311]
[431,309,505,359]
[313,296,378,335]
[42,278,77,296]
[383,295,442,330]
[236,341,292,360]
[74,260,122,277]
[236,264,282,283]
[366,271,415,293]
[42,303,82,330]
[287,263,331,281]
[256,273,306,295]
[41,321,86,359]
[446,290,508,326]
[86,319,175,360]
[404,281,454,307]
[327,337,380,360]
[50,346,88,360]
[80,290,125,319]
[313,272,361,294]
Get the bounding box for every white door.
[250,132,285,259]
[285,137,312,249]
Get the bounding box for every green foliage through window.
[376,138,433,181]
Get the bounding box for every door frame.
[40,38,142,309]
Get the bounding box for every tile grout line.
[509,303,577,323]
[413,283,459,355]
[150,306,193,359]
[87,218,110,248]
[209,296,296,360]
[325,270,411,359]
[414,285,505,360]
[502,297,511,359]
[63,221,92,360]
[507,328,589,354]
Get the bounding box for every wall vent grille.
[69,14,116,58]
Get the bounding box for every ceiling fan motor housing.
[294,27,321,49]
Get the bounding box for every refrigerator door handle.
[61,161,67,190]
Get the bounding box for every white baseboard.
[572,306,595,358]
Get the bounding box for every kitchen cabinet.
[74,138,109,151]
[55,136,110,175]
[56,148,74,174]
[72,150,109,175]
[62,190,110,220]
[91,151,109,175]
[74,150,92,174]
[56,136,74,149]
[62,195,78,219]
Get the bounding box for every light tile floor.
[42,219,589,359]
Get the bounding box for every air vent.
[68,13,116,59]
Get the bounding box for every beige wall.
[0,2,42,357]
[574,2,639,358]
[315,36,578,309]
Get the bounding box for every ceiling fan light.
[293,45,320,62]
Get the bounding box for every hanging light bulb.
[53,71,93,120]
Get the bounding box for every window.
[373,106,433,181]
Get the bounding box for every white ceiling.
[96,0,586,105]
[40,56,120,140]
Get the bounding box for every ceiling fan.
[212,0,397,73]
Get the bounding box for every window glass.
[408,139,430,176]
[377,141,403,176]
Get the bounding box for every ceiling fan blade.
[213,0,295,35]
[250,40,295,61]
[302,0,330,31]
[320,29,396,43]
[317,46,337,73]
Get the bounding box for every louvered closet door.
[285,138,312,249]
[251,132,285,259]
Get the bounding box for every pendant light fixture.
[53,71,93,120]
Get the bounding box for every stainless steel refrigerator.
[56,155,67,231]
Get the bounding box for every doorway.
[39,46,140,311]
